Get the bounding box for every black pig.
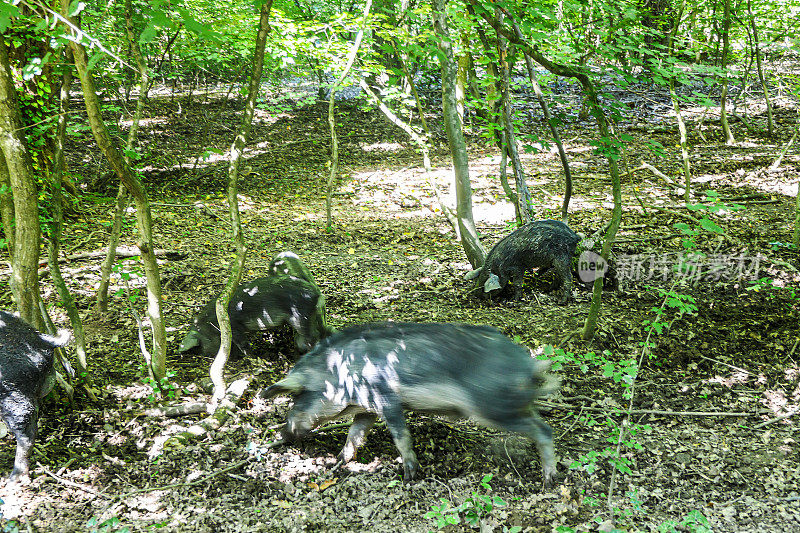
[178,276,330,358]
[267,251,316,286]
[261,321,559,485]
[0,310,71,482]
[466,220,580,303]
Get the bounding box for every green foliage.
[641,287,697,343]
[747,277,799,313]
[85,516,131,533]
[543,345,638,393]
[140,368,180,402]
[546,279,697,486]
[112,261,142,304]
[424,474,520,531]
[675,191,741,251]
[568,415,648,476]
[659,510,713,533]
[686,190,744,217]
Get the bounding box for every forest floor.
[1,78,799,532]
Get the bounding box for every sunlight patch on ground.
[706,371,751,387]
[128,490,169,516]
[250,450,337,483]
[762,386,798,417]
[341,456,384,474]
[119,116,169,129]
[109,382,161,402]
[254,108,292,125]
[158,136,293,173]
[0,465,105,520]
[292,209,323,222]
[707,366,799,421]
[359,142,405,152]
[786,366,800,387]
[344,151,600,225]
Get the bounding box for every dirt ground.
[0,78,799,532]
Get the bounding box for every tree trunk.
[747,0,772,137]
[579,83,622,340]
[0,40,42,324]
[325,0,372,231]
[0,151,14,256]
[467,5,501,128]
[60,1,167,382]
[96,183,127,312]
[358,78,461,231]
[50,58,95,398]
[209,0,274,404]
[393,41,429,134]
[496,26,533,223]
[497,131,520,224]
[511,21,573,223]
[433,0,485,268]
[794,176,800,249]
[97,0,154,312]
[667,0,692,202]
[719,0,735,144]
[456,31,470,124]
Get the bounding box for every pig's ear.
[464,268,482,280]
[484,273,501,292]
[178,329,200,352]
[43,329,72,347]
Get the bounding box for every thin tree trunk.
[470,6,526,223]
[669,80,692,202]
[579,88,622,340]
[467,5,501,127]
[667,0,692,202]
[747,0,772,137]
[0,40,42,324]
[498,130,520,224]
[96,0,154,312]
[60,1,167,382]
[0,151,14,256]
[358,78,460,232]
[325,0,372,232]
[456,31,469,124]
[433,0,485,268]
[209,0,274,404]
[510,21,573,223]
[50,49,94,397]
[496,22,533,223]
[96,184,127,312]
[794,175,800,249]
[393,40,429,134]
[719,0,734,144]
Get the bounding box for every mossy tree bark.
[209,0,274,404]
[0,40,42,325]
[433,0,486,268]
[60,0,167,382]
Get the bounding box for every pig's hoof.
[402,460,419,482]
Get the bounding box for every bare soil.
[0,80,799,532]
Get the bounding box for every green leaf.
[87,51,104,71]
[698,218,724,234]
[69,0,86,17]
[0,2,19,33]
[140,23,158,44]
